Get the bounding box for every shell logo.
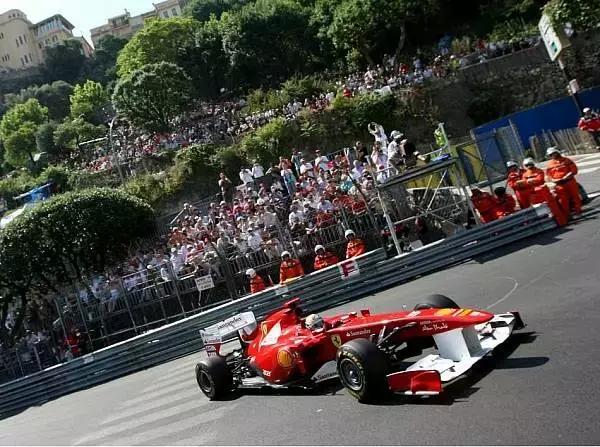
[434,308,455,316]
[277,349,294,368]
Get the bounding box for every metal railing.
[0,205,558,416]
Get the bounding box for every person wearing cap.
[313,245,340,271]
[246,268,267,294]
[345,229,366,259]
[506,160,531,209]
[578,107,600,148]
[279,251,304,284]
[545,147,582,216]
[470,187,498,224]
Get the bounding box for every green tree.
[54,118,106,151]
[220,0,326,89]
[326,0,441,66]
[4,81,74,122]
[183,0,243,21]
[112,62,194,133]
[116,18,201,78]
[35,122,64,161]
[0,188,156,340]
[82,35,128,85]
[70,80,110,124]
[0,99,48,167]
[544,0,600,32]
[42,40,87,84]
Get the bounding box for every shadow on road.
[371,330,543,407]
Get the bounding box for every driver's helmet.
[305,314,324,331]
[238,320,258,343]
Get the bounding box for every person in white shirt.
[317,197,334,212]
[251,161,265,179]
[314,150,329,172]
[352,160,366,180]
[299,159,315,178]
[288,205,306,225]
[239,167,254,185]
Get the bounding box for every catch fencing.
[0,204,558,416]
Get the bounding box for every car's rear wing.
[199,311,256,357]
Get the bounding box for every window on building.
[24,54,28,64]
[21,57,24,66]
[15,38,19,48]
[24,34,27,42]
[52,35,58,42]
[39,43,42,49]
[46,39,50,44]
[163,11,169,18]
[18,35,23,45]
[172,8,178,16]
[0,32,4,39]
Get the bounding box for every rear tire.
[336,338,389,403]
[195,356,233,400]
[414,294,459,310]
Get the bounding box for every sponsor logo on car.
[421,322,449,332]
[331,334,342,347]
[346,329,371,337]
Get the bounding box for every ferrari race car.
[195,295,526,403]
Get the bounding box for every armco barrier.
[0,206,556,416]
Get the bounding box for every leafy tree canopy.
[0,99,48,167]
[182,0,244,22]
[4,81,74,122]
[112,62,195,133]
[0,188,156,341]
[70,80,110,124]
[115,18,201,78]
[43,40,87,85]
[544,0,600,32]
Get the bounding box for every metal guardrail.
[0,206,557,416]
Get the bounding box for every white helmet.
[314,245,325,254]
[506,160,518,168]
[546,147,561,156]
[246,268,256,277]
[345,229,355,238]
[281,251,291,258]
[583,107,591,114]
[305,314,324,330]
[523,157,535,167]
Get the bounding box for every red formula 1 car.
[195,295,526,403]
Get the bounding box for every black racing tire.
[195,356,233,400]
[336,338,389,403]
[414,294,460,310]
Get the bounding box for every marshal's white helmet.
[546,147,561,156]
[345,229,355,238]
[246,268,256,277]
[281,251,291,258]
[523,158,535,167]
[314,245,325,254]
[583,107,591,114]
[506,160,518,169]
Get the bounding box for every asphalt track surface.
[2,154,600,445]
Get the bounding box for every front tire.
[195,356,233,400]
[336,338,389,403]
[414,294,459,310]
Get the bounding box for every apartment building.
[0,9,92,71]
[90,0,190,48]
